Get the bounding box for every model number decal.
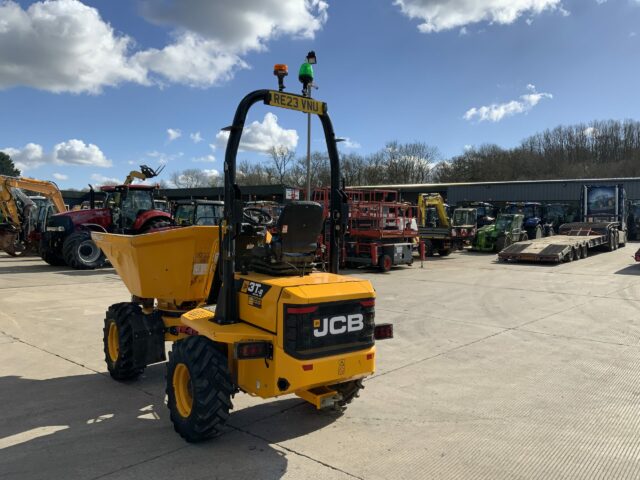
[241,281,271,300]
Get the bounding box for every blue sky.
[1,0,639,188]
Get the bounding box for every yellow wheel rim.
[107,323,119,363]
[173,363,193,418]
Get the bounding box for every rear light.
[302,364,313,371]
[360,299,375,308]
[235,341,273,359]
[374,323,393,340]
[287,305,318,314]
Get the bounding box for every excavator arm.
[0,175,67,223]
[417,193,450,229]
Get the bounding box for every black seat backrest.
[275,201,324,256]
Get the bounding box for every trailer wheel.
[166,336,233,443]
[580,245,589,259]
[103,303,145,381]
[378,254,392,272]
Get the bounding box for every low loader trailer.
[498,184,627,263]
[498,222,624,263]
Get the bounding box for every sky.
[1,0,640,189]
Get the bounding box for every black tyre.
[378,254,392,272]
[328,379,364,412]
[166,336,233,443]
[424,240,434,257]
[520,233,529,242]
[40,237,66,266]
[495,235,511,252]
[63,231,105,269]
[438,249,451,257]
[103,303,145,381]
[140,219,173,234]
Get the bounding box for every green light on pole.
[299,63,314,96]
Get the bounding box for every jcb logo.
[313,314,364,337]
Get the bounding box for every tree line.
[4,119,640,187]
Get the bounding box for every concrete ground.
[2,245,640,479]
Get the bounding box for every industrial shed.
[359,177,640,205]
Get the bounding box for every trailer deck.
[498,222,623,263]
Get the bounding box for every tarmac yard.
[2,247,640,480]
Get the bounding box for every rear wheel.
[140,218,172,233]
[166,336,233,443]
[378,254,392,272]
[63,231,106,269]
[103,303,145,381]
[438,249,451,257]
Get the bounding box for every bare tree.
[268,146,295,185]
[170,168,216,188]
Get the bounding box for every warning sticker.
[192,263,208,275]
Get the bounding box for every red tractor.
[40,166,173,269]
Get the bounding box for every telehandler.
[471,213,527,252]
[93,65,393,442]
[0,175,66,256]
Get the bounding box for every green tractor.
[471,213,527,252]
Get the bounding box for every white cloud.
[53,139,111,167]
[140,0,328,53]
[193,155,216,163]
[0,0,146,94]
[190,132,203,143]
[394,0,563,33]
[133,33,247,88]
[339,138,362,149]
[464,84,552,123]
[216,112,298,153]
[2,143,46,170]
[146,150,184,165]
[52,173,68,181]
[0,0,327,93]
[167,128,182,142]
[3,139,111,170]
[90,173,121,186]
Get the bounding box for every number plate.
[267,91,325,115]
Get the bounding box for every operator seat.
[251,201,324,275]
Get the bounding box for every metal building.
[358,177,640,205]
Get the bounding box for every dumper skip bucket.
[92,226,219,305]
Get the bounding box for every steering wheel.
[243,207,274,227]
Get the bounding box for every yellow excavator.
[0,175,66,256]
[416,193,452,256]
[93,64,393,442]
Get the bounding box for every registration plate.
[267,91,325,115]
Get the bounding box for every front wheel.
[103,303,145,381]
[166,337,234,443]
[378,254,392,272]
[63,231,106,269]
[438,249,451,257]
